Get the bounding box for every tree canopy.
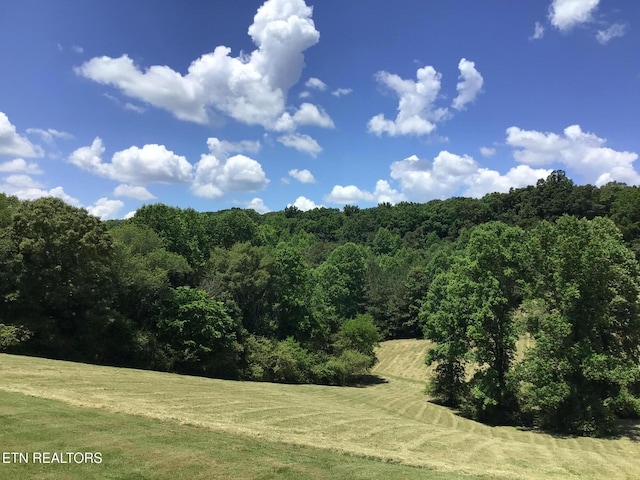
[2,171,640,434]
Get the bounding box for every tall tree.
[314,242,367,320]
[421,222,526,419]
[269,243,315,341]
[463,222,526,421]
[202,242,273,336]
[158,286,240,378]
[7,198,115,359]
[518,216,640,435]
[421,263,474,406]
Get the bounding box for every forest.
[1,170,640,436]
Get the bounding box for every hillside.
[2,342,639,479]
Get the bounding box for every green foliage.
[202,242,274,336]
[241,332,378,386]
[372,227,400,255]
[0,323,31,351]
[5,171,640,435]
[110,223,191,332]
[133,204,210,268]
[6,198,115,359]
[210,209,259,249]
[158,286,240,377]
[422,222,526,418]
[323,349,374,385]
[271,337,314,383]
[333,314,380,361]
[314,242,367,320]
[421,265,473,406]
[516,216,640,435]
[269,243,315,341]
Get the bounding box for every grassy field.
[1,340,639,479]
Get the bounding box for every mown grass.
[0,390,478,480]
[1,341,639,479]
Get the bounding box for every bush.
[242,336,314,384]
[241,336,276,381]
[333,314,380,363]
[0,323,31,351]
[272,337,314,383]
[323,349,373,385]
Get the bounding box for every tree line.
[1,170,639,435]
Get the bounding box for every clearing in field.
[1,339,639,479]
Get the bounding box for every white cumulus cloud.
[191,137,269,199]
[87,197,124,220]
[124,102,145,113]
[68,137,105,172]
[506,124,640,185]
[69,138,193,185]
[287,195,322,211]
[326,185,375,203]
[0,174,81,205]
[288,168,315,183]
[110,144,194,184]
[75,0,321,130]
[325,180,405,205]
[464,165,554,198]
[530,21,545,40]
[332,88,352,97]
[246,197,270,214]
[277,133,322,156]
[368,65,447,137]
[479,147,496,158]
[275,103,335,131]
[388,151,551,201]
[113,184,156,200]
[452,58,484,111]
[305,77,327,90]
[26,128,73,144]
[548,0,599,31]
[0,112,44,157]
[206,137,262,157]
[0,158,42,174]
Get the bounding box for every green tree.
[202,243,273,336]
[314,242,367,320]
[211,209,259,249]
[133,204,208,268]
[7,197,115,359]
[158,286,240,377]
[269,243,315,341]
[421,222,526,418]
[333,313,380,366]
[517,216,640,435]
[463,222,526,421]
[372,227,400,255]
[609,186,640,258]
[110,223,191,328]
[421,264,473,406]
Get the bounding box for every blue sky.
[0,0,638,218]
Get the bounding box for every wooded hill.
[1,170,639,435]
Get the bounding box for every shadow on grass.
[610,419,640,441]
[426,397,640,441]
[350,374,389,388]
[513,418,640,442]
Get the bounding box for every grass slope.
[0,390,474,480]
[1,340,639,479]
